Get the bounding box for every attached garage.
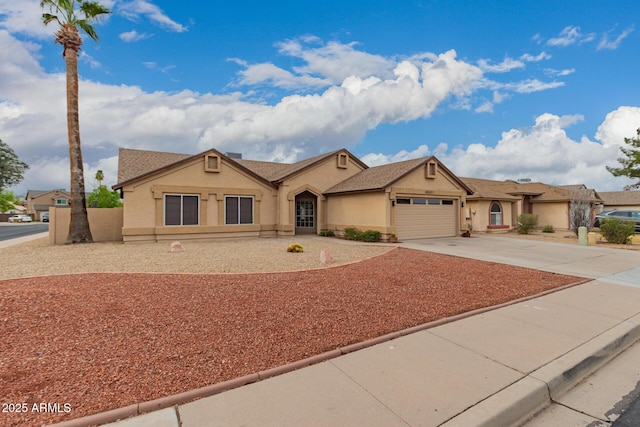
[395,197,458,239]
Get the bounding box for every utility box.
[578,226,588,246]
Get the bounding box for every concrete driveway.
[401,235,640,288]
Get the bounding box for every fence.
[49,207,123,244]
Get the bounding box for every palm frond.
[79,1,111,20]
[76,20,99,41]
[42,13,61,26]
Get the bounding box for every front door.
[295,200,315,234]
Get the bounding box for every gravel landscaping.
[0,238,585,427]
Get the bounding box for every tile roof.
[117,148,191,183]
[235,149,362,182]
[325,157,437,194]
[598,191,640,206]
[460,178,600,202]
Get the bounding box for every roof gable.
[325,157,472,195]
[113,148,276,190]
[237,149,368,183]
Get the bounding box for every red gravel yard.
[0,247,584,426]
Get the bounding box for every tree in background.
[0,139,29,191]
[0,191,20,213]
[88,171,122,208]
[607,128,640,189]
[569,188,593,235]
[41,0,110,243]
[95,169,104,186]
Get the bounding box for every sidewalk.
[54,236,640,427]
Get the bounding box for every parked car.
[8,214,32,223]
[41,213,49,222]
[594,210,640,233]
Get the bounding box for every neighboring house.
[598,191,640,211]
[112,147,473,243]
[461,178,601,232]
[26,189,71,221]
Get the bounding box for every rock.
[170,241,185,252]
[320,249,334,264]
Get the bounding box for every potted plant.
[388,233,398,243]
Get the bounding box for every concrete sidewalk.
[56,236,640,427]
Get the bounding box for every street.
[0,223,49,241]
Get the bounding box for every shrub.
[342,227,381,242]
[599,218,636,244]
[359,230,381,242]
[286,243,304,253]
[542,225,555,233]
[343,227,359,240]
[319,230,335,237]
[517,214,538,234]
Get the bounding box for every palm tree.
[95,169,104,187]
[41,0,110,243]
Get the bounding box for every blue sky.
[1,0,640,195]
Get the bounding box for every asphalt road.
[0,223,49,241]
[613,390,640,427]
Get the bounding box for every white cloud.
[597,26,634,50]
[544,68,575,77]
[0,28,613,195]
[364,111,640,191]
[118,0,187,33]
[546,26,596,47]
[0,0,56,39]
[478,52,550,73]
[119,30,151,42]
[143,61,175,73]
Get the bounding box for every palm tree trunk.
[65,47,93,243]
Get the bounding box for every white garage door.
[396,198,457,239]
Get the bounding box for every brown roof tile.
[117,148,190,183]
[599,191,640,206]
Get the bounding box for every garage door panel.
[396,200,456,239]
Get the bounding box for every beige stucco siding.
[120,157,277,241]
[533,202,569,230]
[278,154,365,232]
[326,192,389,232]
[466,200,518,232]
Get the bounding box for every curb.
[46,278,589,427]
[440,312,640,427]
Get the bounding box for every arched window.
[490,202,502,225]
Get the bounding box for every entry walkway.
[54,236,640,427]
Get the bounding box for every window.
[428,199,441,205]
[413,198,426,205]
[490,202,502,225]
[225,196,253,224]
[442,200,454,205]
[165,195,199,226]
[55,199,68,205]
[396,198,410,205]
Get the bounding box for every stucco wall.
[466,200,517,233]
[326,192,389,233]
[533,202,569,230]
[119,156,278,242]
[49,207,123,244]
[278,153,365,231]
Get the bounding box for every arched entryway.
[295,190,317,235]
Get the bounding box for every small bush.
[319,230,335,237]
[542,225,555,233]
[342,227,381,242]
[359,230,381,242]
[286,243,304,253]
[343,227,359,240]
[599,218,636,244]
[517,214,538,234]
